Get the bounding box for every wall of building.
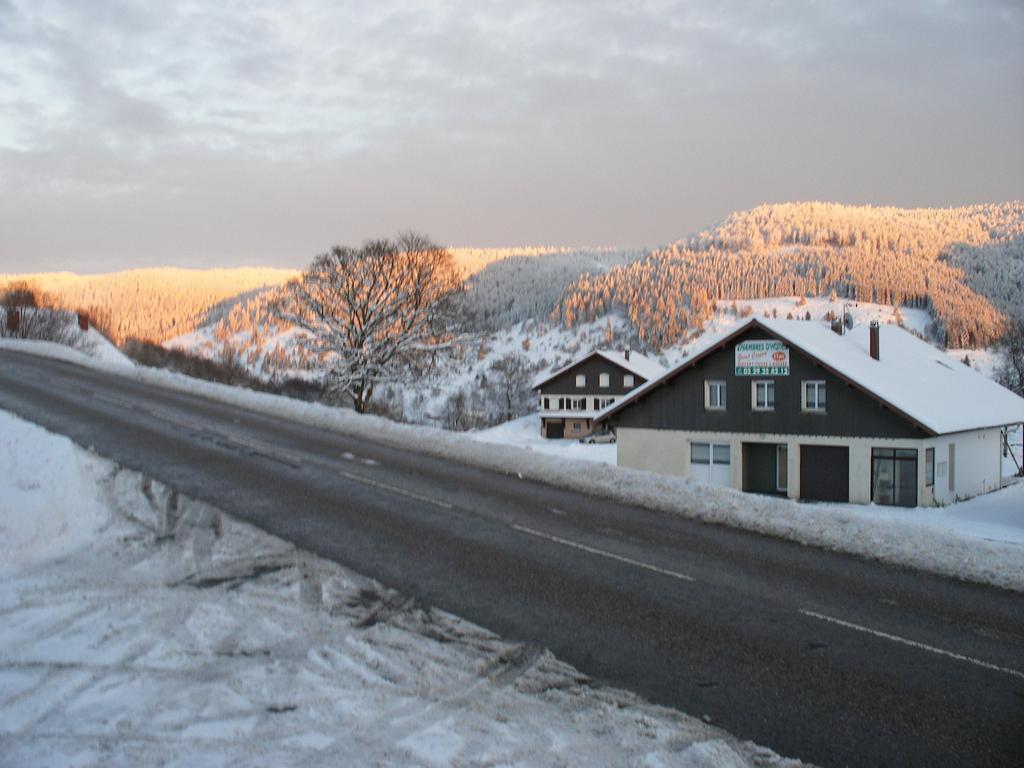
[539,393,617,413]
[923,428,1003,505]
[564,418,593,438]
[617,427,1005,506]
[615,428,690,478]
[539,354,647,397]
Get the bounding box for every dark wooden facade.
[535,353,649,396]
[603,324,926,440]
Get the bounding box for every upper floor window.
[803,380,826,412]
[752,380,775,411]
[597,397,615,409]
[623,374,635,387]
[542,397,550,410]
[571,397,587,411]
[704,380,726,410]
[575,374,586,387]
[599,373,610,388]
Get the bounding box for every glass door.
[871,448,918,507]
[776,445,788,493]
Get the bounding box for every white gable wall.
[924,428,1005,505]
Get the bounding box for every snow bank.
[0,332,134,372]
[0,410,108,573]
[0,411,803,767]
[469,414,616,465]
[5,339,1023,591]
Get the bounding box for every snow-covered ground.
[470,414,617,465]
[3,338,1023,592]
[0,410,803,767]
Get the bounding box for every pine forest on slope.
[0,267,299,345]
[3,202,1022,361]
[556,202,1024,350]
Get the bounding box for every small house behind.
[533,349,664,439]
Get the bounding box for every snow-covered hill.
[166,294,960,431]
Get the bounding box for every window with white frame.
[704,380,726,410]
[597,397,615,409]
[542,397,550,410]
[575,374,586,387]
[599,373,610,388]
[623,374,635,387]
[752,380,775,410]
[572,397,587,411]
[803,380,826,411]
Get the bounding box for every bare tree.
[274,232,464,413]
[489,352,534,422]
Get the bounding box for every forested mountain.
[182,247,642,374]
[0,268,298,344]
[0,249,625,346]
[556,202,1024,350]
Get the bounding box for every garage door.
[800,445,849,502]
[546,419,564,439]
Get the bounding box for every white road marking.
[341,452,355,460]
[361,458,378,466]
[511,524,695,583]
[340,470,453,510]
[549,508,568,517]
[799,609,1024,681]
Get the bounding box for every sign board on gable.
[735,340,790,376]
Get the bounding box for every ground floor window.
[871,448,918,507]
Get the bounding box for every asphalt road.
[1,349,1022,768]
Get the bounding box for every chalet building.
[596,318,1024,507]
[533,349,664,439]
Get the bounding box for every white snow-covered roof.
[532,349,665,390]
[597,318,1024,435]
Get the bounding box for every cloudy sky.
[1,0,1021,271]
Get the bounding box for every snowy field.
[471,414,617,465]
[3,337,1023,592]
[0,410,804,768]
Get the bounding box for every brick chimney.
[869,321,880,361]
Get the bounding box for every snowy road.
[1,349,1023,768]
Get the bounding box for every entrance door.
[800,445,850,502]
[691,442,731,487]
[742,443,784,495]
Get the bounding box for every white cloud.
[0,0,1021,269]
